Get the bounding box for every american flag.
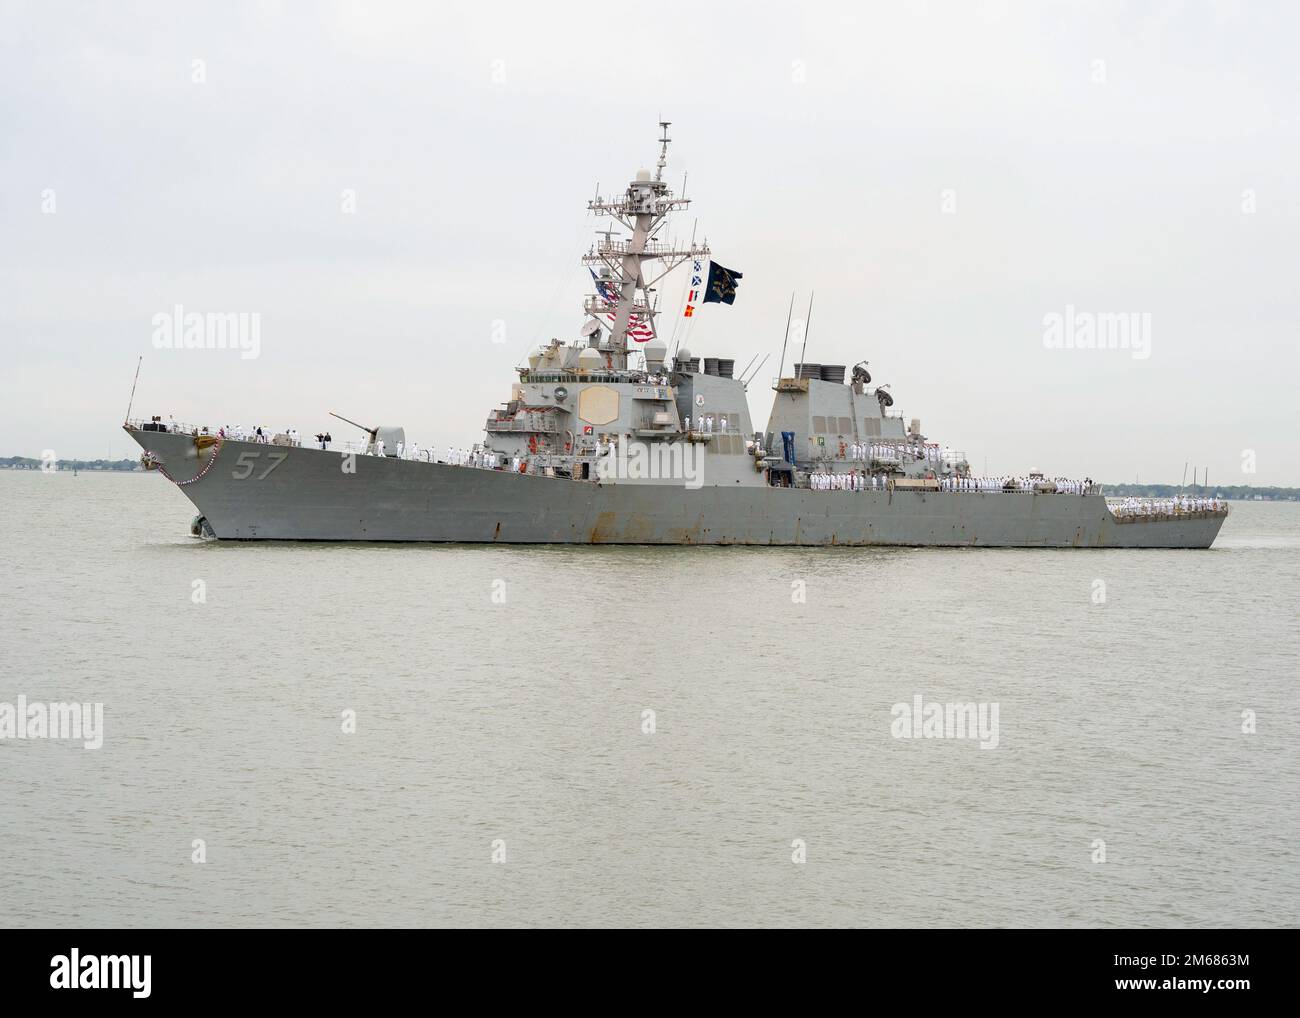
[590,268,655,342]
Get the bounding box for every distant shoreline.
[2,454,1297,499]
[2,456,141,472]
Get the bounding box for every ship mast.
[583,122,710,368]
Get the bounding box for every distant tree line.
[0,456,140,472]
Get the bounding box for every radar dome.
[676,346,692,365]
[578,347,604,371]
[644,338,668,368]
[635,169,652,182]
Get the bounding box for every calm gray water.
[2,472,1297,928]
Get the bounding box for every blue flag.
[702,262,742,305]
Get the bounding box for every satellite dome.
[578,347,603,371]
[676,346,692,364]
[643,337,668,361]
[635,169,651,182]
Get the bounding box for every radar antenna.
[655,121,671,182]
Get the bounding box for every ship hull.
[128,431,1226,548]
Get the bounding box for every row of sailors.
[940,476,1094,493]
[683,415,729,433]
[444,447,534,473]
[444,447,503,469]
[808,471,891,491]
[1111,496,1227,516]
[864,443,906,463]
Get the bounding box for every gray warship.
[125,125,1227,548]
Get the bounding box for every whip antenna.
[776,292,795,379]
[123,356,142,424]
[800,291,816,363]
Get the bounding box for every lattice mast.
[583,122,710,367]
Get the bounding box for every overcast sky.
[1,0,1295,484]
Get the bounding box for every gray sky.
[2,0,1296,484]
